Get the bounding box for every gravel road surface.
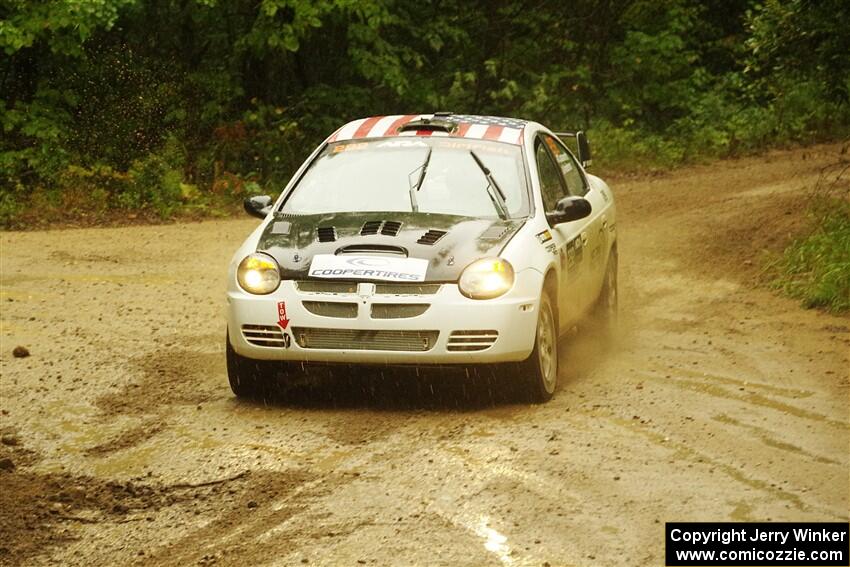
[1,144,848,566]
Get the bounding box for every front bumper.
[226,269,543,364]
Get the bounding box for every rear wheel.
[226,333,277,399]
[519,291,558,403]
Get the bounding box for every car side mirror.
[576,131,592,168]
[244,195,273,219]
[546,196,592,225]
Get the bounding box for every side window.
[542,135,587,197]
[535,140,567,211]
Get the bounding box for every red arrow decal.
[277,301,290,330]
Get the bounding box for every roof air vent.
[316,226,337,242]
[398,118,457,134]
[417,229,447,245]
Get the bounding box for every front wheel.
[226,334,277,399]
[519,291,559,403]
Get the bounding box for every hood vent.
[361,220,382,235]
[382,220,402,236]
[417,229,447,245]
[317,226,337,242]
[360,220,402,236]
[480,224,513,240]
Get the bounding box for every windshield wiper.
[407,148,432,213]
[469,150,509,219]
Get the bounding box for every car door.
[542,134,609,314]
[534,136,590,329]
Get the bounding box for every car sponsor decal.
[536,229,553,243]
[564,237,583,271]
[277,301,290,330]
[308,254,429,282]
[332,142,371,153]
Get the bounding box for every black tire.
[226,334,276,399]
[590,252,618,338]
[519,291,559,403]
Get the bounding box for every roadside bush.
[588,121,686,172]
[123,136,186,217]
[56,165,128,215]
[0,179,25,226]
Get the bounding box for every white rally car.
[226,113,617,402]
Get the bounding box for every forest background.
[1,0,848,308]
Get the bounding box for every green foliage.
[1,0,849,223]
[0,0,134,56]
[122,135,186,217]
[772,198,850,313]
[745,0,850,104]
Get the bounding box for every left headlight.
[458,257,515,299]
[237,252,281,295]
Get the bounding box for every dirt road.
[1,144,848,566]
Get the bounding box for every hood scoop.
[337,244,408,256]
[417,229,447,245]
[360,220,402,236]
[316,226,337,242]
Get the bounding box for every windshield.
[280,138,529,218]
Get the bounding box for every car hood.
[256,211,525,282]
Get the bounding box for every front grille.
[292,328,438,351]
[295,281,441,295]
[242,324,287,348]
[302,301,358,318]
[447,330,499,352]
[374,283,441,295]
[371,303,430,319]
[295,281,358,294]
[316,226,337,242]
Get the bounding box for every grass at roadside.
[768,158,850,313]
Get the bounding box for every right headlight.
[458,257,515,299]
[237,252,281,295]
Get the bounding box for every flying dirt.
[1,144,848,566]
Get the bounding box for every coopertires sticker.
[309,255,429,282]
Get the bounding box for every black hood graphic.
[257,211,525,282]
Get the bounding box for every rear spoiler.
[554,130,592,168]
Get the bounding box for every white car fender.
[502,218,559,293]
[227,221,271,293]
